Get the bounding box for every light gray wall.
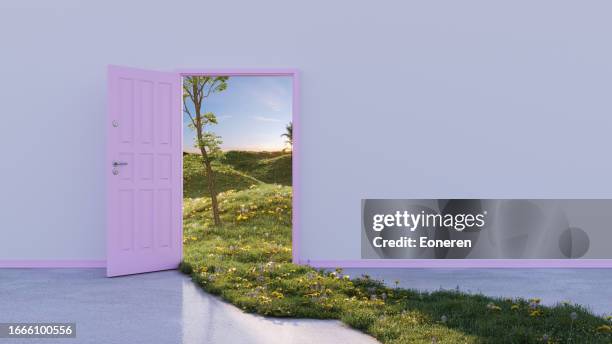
[1,1,611,261]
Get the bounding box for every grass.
[183,153,263,198]
[223,150,292,185]
[182,152,612,344]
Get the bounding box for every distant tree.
[281,121,293,148]
[183,76,228,226]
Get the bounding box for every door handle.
[112,161,128,166]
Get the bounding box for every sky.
[183,76,292,152]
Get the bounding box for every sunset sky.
[183,76,292,152]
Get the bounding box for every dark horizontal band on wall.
[0,260,106,268]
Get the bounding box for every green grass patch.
[183,153,263,198]
[182,184,612,343]
[223,150,292,185]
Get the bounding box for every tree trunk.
[198,137,222,226]
[190,80,222,226]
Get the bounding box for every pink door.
[106,65,182,277]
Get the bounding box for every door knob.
[113,161,128,166]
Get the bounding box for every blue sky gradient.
[183,76,292,152]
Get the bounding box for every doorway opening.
[180,71,298,273]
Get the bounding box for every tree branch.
[183,84,194,101]
[204,79,220,99]
[183,102,197,128]
[197,77,210,99]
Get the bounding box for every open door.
[106,65,182,277]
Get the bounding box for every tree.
[183,76,228,226]
[281,121,293,148]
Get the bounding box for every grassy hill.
[183,151,292,198]
[183,153,263,199]
[223,151,292,186]
[181,152,612,343]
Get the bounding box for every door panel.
[107,65,182,277]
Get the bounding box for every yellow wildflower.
[528,298,541,305]
[529,310,543,317]
[271,291,284,299]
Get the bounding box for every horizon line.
[183,147,291,154]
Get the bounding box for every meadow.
[181,152,612,343]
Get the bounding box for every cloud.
[245,80,287,112]
[252,116,283,123]
[263,98,282,112]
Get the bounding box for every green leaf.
[203,112,218,124]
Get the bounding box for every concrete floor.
[344,268,612,316]
[0,269,377,344]
[2,269,610,344]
